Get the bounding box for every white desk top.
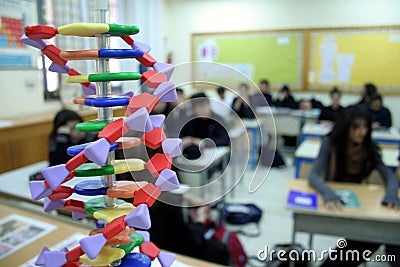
[294,139,399,167]
[302,122,400,142]
[173,146,230,171]
[256,106,320,118]
[0,161,102,203]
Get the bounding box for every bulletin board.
[308,26,400,93]
[192,26,400,94]
[192,30,305,90]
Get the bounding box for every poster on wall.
[0,0,39,68]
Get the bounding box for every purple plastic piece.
[155,169,180,191]
[80,233,107,260]
[20,34,47,49]
[43,251,67,267]
[149,114,165,129]
[120,91,134,98]
[125,107,153,132]
[153,82,177,103]
[153,62,175,80]
[44,198,66,212]
[135,230,150,242]
[30,181,52,201]
[124,204,151,229]
[132,41,151,53]
[41,164,69,190]
[49,62,70,74]
[158,251,177,267]
[84,138,110,166]
[162,138,182,158]
[82,83,96,95]
[72,211,89,219]
[35,246,50,266]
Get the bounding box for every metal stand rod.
[95,8,115,208]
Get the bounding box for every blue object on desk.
[74,180,108,196]
[67,142,119,156]
[84,96,130,107]
[287,190,317,210]
[99,49,144,59]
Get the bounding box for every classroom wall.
[162,0,400,128]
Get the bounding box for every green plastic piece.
[88,72,141,82]
[76,120,110,132]
[117,232,144,254]
[75,163,114,177]
[84,197,126,216]
[108,24,139,36]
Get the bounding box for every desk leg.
[291,213,297,244]
[294,158,300,179]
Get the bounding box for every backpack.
[203,221,248,267]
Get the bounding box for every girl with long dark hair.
[309,105,400,266]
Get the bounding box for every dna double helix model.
[21,13,182,267]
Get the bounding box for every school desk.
[0,199,226,267]
[287,179,400,249]
[174,146,230,198]
[301,122,400,147]
[294,139,399,179]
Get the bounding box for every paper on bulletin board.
[0,214,57,260]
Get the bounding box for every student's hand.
[372,122,381,130]
[381,198,400,210]
[57,125,72,135]
[324,199,343,210]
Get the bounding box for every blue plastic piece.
[83,97,130,107]
[119,253,151,267]
[74,180,108,196]
[96,220,107,228]
[99,49,144,59]
[67,142,118,156]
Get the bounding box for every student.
[318,87,343,125]
[308,105,400,267]
[369,93,392,130]
[355,82,377,108]
[259,79,274,106]
[180,92,230,159]
[274,85,297,109]
[232,82,255,119]
[48,109,96,166]
[210,86,233,118]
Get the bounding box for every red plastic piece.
[144,153,172,177]
[63,263,80,267]
[137,52,156,67]
[68,68,91,87]
[142,128,166,150]
[133,183,161,207]
[139,242,160,260]
[66,246,84,262]
[98,118,128,144]
[125,92,159,116]
[121,35,134,45]
[24,25,58,40]
[48,186,74,200]
[64,199,85,212]
[102,215,127,239]
[66,151,88,171]
[42,45,67,66]
[140,70,167,89]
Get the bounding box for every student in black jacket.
[369,94,392,130]
[48,109,96,166]
[275,85,297,109]
[319,87,344,125]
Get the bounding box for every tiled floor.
[221,152,391,267]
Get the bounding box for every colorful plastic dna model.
[21,18,182,267]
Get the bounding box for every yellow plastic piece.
[66,74,89,83]
[58,23,110,36]
[93,202,135,223]
[113,158,146,174]
[80,247,125,266]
